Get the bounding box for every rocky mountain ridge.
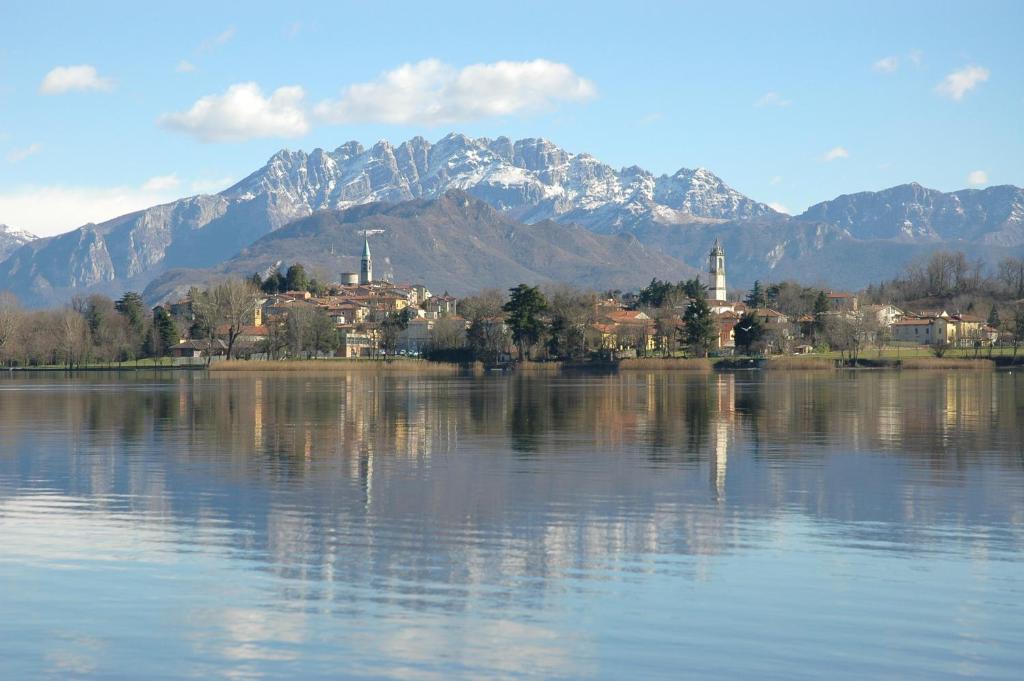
[1,133,1022,306]
[798,182,1024,245]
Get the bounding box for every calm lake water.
[1,369,1022,680]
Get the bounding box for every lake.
[1,369,1022,680]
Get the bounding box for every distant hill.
[142,192,700,303]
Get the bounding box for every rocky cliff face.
[0,224,36,262]
[221,133,778,230]
[799,183,1024,246]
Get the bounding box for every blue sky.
[1,1,1021,236]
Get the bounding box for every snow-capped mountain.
[1,132,1022,307]
[222,133,778,231]
[0,224,36,262]
[0,134,775,306]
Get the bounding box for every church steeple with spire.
[709,238,727,301]
[360,233,373,285]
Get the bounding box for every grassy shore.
[208,359,463,374]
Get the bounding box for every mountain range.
[1,133,1022,306]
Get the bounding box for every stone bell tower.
[709,238,727,301]
[360,234,373,285]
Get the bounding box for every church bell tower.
[709,239,727,301]
[360,234,373,285]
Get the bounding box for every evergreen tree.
[285,264,309,293]
[812,290,830,335]
[680,290,718,357]
[152,306,179,352]
[503,284,548,360]
[115,292,145,334]
[734,311,764,354]
[987,304,1000,329]
[680,277,708,300]
[744,281,766,309]
[261,271,285,294]
[248,273,263,290]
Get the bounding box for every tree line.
[0,291,178,368]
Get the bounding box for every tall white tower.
[709,238,727,301]
[360,234,373,285]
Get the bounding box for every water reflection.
[0,370,1022,679]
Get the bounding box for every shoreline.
[5,355,1020,374]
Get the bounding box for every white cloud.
[873,56,899,73]
[159,82,309,143]
[39,64,114,94]
[907,50,923,66]
[176,60,196,73]
[141,174,181,191]
[754,91,791,107]
[769,175,782,185]
[967,170,988,187]
[768,202,790,214]
[638,112,663,125]
[0,182,185,237]
[935,65,989,100]
[823,146,849,161]
[7,143,41,163]
[285,22,302,39]
[315,58,596,125]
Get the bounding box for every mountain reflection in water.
[1,370,1022,680]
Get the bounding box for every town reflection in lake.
[1,370,1022,679]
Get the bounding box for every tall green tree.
[680,291,718,357]
[116,292,145,334]
[680,278,707,300]
[152,306,179,352]
[812,290,830,336]
[987,304,1000,329]
[261,271,285,294]
[115,291,145,358]
[285,264,309,293]
[744,281,767,309]
[503,284,548,360]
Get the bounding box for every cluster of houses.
[584,244,1001,355]
[166,237,460,359]
[163,236,1002,360]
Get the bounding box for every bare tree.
[58,309,90,369]
[429,318,467,352]
[0,292,22,366]
[191,280,258,360]
[997,257,1024,299]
